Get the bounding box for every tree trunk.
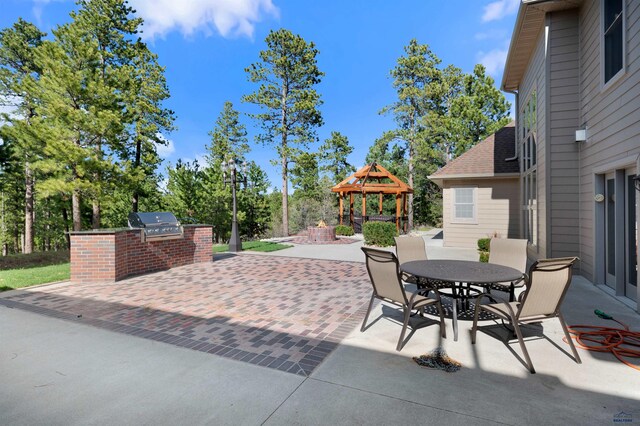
[132,137,142,212]
[62,207,71,249]
[72,189,82,231]
[280,85,289,237]
[23,162,34,254]
[407,114,416,232]
[281,149,288,236]
[92,200,100,229]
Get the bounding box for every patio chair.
[471,257,582,374]
[361,247,446,351]
[488,238,528,301]
[394,236,427,285]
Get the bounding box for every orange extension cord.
[565,310,640,371]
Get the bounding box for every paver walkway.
[0,254,372,376]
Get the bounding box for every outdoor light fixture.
[221,159,248,252]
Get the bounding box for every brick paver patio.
[1,254,372,376]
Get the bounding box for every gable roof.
[502,0,583,92]
[332,162,413,195]
[429,122,519,185]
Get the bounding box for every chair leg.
[512,321,535,374]
[558,312,582,364]
[360,293,376,332]
[435,301,446,339]
[471,303,480,344]
[396,306,411,351]
[509,283,515,302]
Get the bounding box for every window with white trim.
[452,187,477,223]
[603,0,625,84]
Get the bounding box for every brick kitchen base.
[70,225,213,283]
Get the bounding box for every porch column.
[378,193,383,215]
[339,193,344,225]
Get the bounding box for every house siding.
[577,0,640,283]
[548,10,581,259]
[442,178,520,249]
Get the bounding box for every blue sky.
[1,0,520,190]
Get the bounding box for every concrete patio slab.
[0,305,303,426]
[1,231,638,425]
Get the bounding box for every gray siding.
[577,0,640,282]
[548,10,581,259]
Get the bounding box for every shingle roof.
[430,122,518,178]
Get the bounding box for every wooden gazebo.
[331,162,413,232]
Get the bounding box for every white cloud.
[477,48,508,76]
[129,0,279,40]
[481,0,520,23]
[194,153,208,166]
[474,29,507,41]
[155,133,175,158]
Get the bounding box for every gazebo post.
[362,191,367,222]
[403,193,408,233]
[395,194,401,232]
[349,193,354,230]
[378,193,383,215]
[339,193,344,225]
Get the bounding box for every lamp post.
[222,159,248,252]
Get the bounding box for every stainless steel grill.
[128,212,184,242]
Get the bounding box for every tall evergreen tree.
[319,131,355,183]
[381,39,442,230]
[243,28,324,236]
[204,101,250,242]
[0,19,46,253]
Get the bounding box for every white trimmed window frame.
[451,186,478,224]
[601,0,626,90]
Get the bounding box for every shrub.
[363,221,397,247]
[335,225,354,236]
[477,238,490,252]
[477,238,491,263]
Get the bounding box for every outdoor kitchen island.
[69,221,212,283]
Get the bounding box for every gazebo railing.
[338,215,409,234]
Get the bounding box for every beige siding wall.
[548,10,581,258]
[442,178,520,248]
[577,0,640,282]
[518,23,547,259]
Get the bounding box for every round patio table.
[400,260,524,341]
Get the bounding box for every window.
[452,187,477,223]
[521,92,537,246]
[603,0,625,84]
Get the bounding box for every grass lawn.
[212,241,292,253]
[0,263,70,291]
[0,250,71,291]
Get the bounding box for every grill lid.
[128,212,179,228]
[128,212,183,241]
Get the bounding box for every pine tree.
[381,39,442,230]
[0,19,46,253]
[243,28,324,236]
[319,131,355,184]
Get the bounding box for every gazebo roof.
[331,162,413,195]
